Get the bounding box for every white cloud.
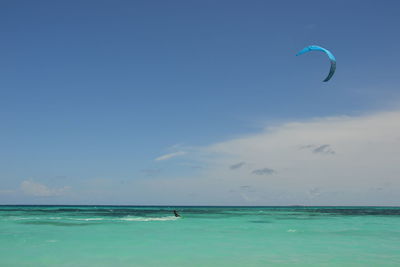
[20,180,71,197]
[114,111,399,205]
[155,151,186,161]
[188,110,400,205]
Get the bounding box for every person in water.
[173,210,180,217]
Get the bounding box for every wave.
[6,215,180,223]
[71,218,105,221]
[70,216,179,222]
[118,216,180,222]
[9,216,41,220]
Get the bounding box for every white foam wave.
[119,216,179,222]
[7,216,180,222]
[71,218,105,221]
[12,217,41,220]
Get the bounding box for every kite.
[296,45,336,82]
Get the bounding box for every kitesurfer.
[173,210,180,217]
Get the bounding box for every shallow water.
[1,206,400,266]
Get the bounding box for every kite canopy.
[296,45,336,82]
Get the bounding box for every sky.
[1,0,400,205]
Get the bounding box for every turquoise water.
[1,206,400,266]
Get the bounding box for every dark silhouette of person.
[173,210,180,217]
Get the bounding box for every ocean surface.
[1,206,400,266]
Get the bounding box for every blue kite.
[296,45,336,82]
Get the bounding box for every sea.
[1,206,400,266]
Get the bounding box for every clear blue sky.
[1,0,400,204]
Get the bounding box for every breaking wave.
[118,216,180,222]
